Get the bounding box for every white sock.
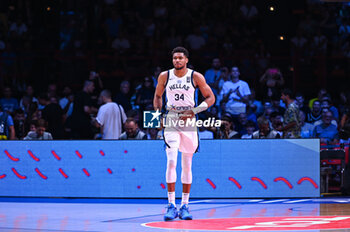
[181,192,190,206]
[168,192,175,205]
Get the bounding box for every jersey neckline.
[171,68,191,79]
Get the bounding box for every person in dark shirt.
[70,80,96,139]
[40,94,64,139]
[114,81,132,113]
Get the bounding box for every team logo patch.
[143,110,162,128]
[143,216,350,231]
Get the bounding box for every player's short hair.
[171,47,189,58]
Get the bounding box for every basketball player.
[153,47,215,221]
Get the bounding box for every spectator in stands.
[300,111,315,138]
[151,66,162,88]
[198,125,214,139]
[220,66,251,117]
[24,119,53,140]
[320,97,339,121]
[114,81,132,113]
[295,92,311,115]
[204,58,221,92]
[307,100,322,123]
[0,105,15,140]
[280,89,301,138]
[313,111,339,144]
[217,115,240,139]
[111,30,131,54]
[241,121,256,139]
[40,94,64,139]
[95,90,127,139]
[0,86,19,113]
[136,77,155,112]
[185,27,206,51]
[119,118,147,140]
[270,111,284,138]
[314,108,338,127]
[19,85,38,110]
[252,116,281,139]
[59,86,74,117]
[259,67,285,99]
[70,80,97,139]
[248,89,263,116]
[13,109,26,139]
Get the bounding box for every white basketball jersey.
[165,68,196,111]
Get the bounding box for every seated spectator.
[217,115,240,139]
[13,109,26,139]
[0,106,15,140]
[146,128,161,140]
[114,81,132,113]
[119,118,147,140]
[313,111,339,144]
[314,108,337,127]
[306,100,322,123]
[0,86,19,113]
[299,111,315,138]
[270,112,284,138]
[252,116,281,139]
[24,119,53,140]
[236,113,257,135]
[198,125,214,139]
[59,86,74,117]
[320,97,339,121]
[241,121,256,139]
[20,85,38,111]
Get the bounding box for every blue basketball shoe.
[164,203,178,221]
[179,204,193,220]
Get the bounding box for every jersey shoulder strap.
[190,70,196,88]
[164,70,170,88]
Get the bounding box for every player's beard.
[174,65,185,70]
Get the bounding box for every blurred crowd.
[0,0,349,142]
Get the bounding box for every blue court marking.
[1,197,349,204]
[102,204,241,223]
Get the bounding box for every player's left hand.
[179,110,195,121]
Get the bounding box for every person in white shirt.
[95,90,126,139]
[220,66,251,116]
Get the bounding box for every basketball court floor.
[1,197,350,231]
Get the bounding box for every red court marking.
[132,168,136,172]
[144,216,350,231]
[0,174,6,179]
[137,185,141,189]
[59,168,68,178]
[107,168,113,174]
[160,183,166,189]
[75,151,83,159]
[228,177,242,189]
[124,150,128,154]
[206,178,216,189]
[297,177,318,189]
[4,150,19,161]
[28,150,40,162]
[51,151,61,161]
[35,168,47,180]
[11,168,27,179]
[82,168,90,177]
[251,177,267,189]
[99,150,105,156]
[274,177,293,189]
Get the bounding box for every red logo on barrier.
[144,216,350,231]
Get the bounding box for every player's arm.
[180,72,215,120]
[153,71,167,111]
[193,71,215,110]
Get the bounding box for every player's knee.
[167,160,177,170]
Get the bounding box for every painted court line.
[260,199,288,204]
[283,199,310,204]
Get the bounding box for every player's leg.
[164,129,180,221]
[178,131,198,220]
